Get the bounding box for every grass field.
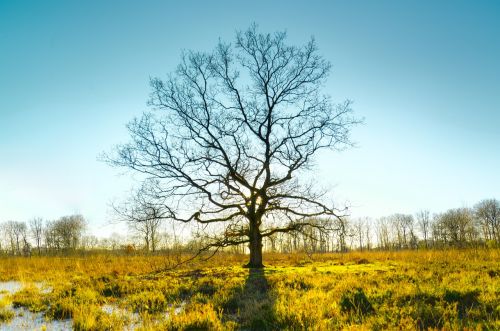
[0,249,498,330]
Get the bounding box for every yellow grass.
[0,249,498,330]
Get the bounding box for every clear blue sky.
[1,1,499,236]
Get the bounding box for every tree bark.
[245,217,264,268]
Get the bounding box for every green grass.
[0,249,498,330]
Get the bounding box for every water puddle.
[0,281,50,298]
[0,282,23,299]
[0,281,71,330]
[0,307,72,331]
[1,282,186,330]
[101,304,140,330]
[166,302,186,317]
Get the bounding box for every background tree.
[353,218,365,251]
[416,210,430,248]
[2,221,27,255]
[107,25,359,267]
[474,199,499,244]
[376,217,391,250]
[1,221,15,254]
[29,217,44,255]
[436,208,475,248]
[114,187,164,253]
[389,214,414,249]
[81,235,99,250]
[45,215,86,252]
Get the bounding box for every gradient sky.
[1,1,499,236]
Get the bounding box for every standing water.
[0,281,72,331]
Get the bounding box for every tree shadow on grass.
[222,268,278,330]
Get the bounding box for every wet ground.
[0,281,72,331]
[0,281,185,330]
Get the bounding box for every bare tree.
[474,199,500,244]
[2,221,27,255]
[416,210,430,248]
[29,217,44,255]
[389,214,414,249]
[2,222,14,254]
[81,235,99,250]
[108,232,126,251]
[106,25,359,267]
[376,217,391,250]
[437,208,474,248]
[45,215,86,252]
[353,218,365,251]
[364,218,372,250]
[431,213,446,247]
[114,187,164,253]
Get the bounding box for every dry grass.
[0,249,498,330]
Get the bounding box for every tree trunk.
[245,217,264,268]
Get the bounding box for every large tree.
[108,25,360,267]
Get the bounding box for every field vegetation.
[2,14,499,331]
[0,249,498,330]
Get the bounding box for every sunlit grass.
[0,249,498,330]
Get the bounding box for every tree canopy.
[107,25,360,267]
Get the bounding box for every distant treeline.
[257,198,499,253]
[0,198,498,256]
[258,198,500,253]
